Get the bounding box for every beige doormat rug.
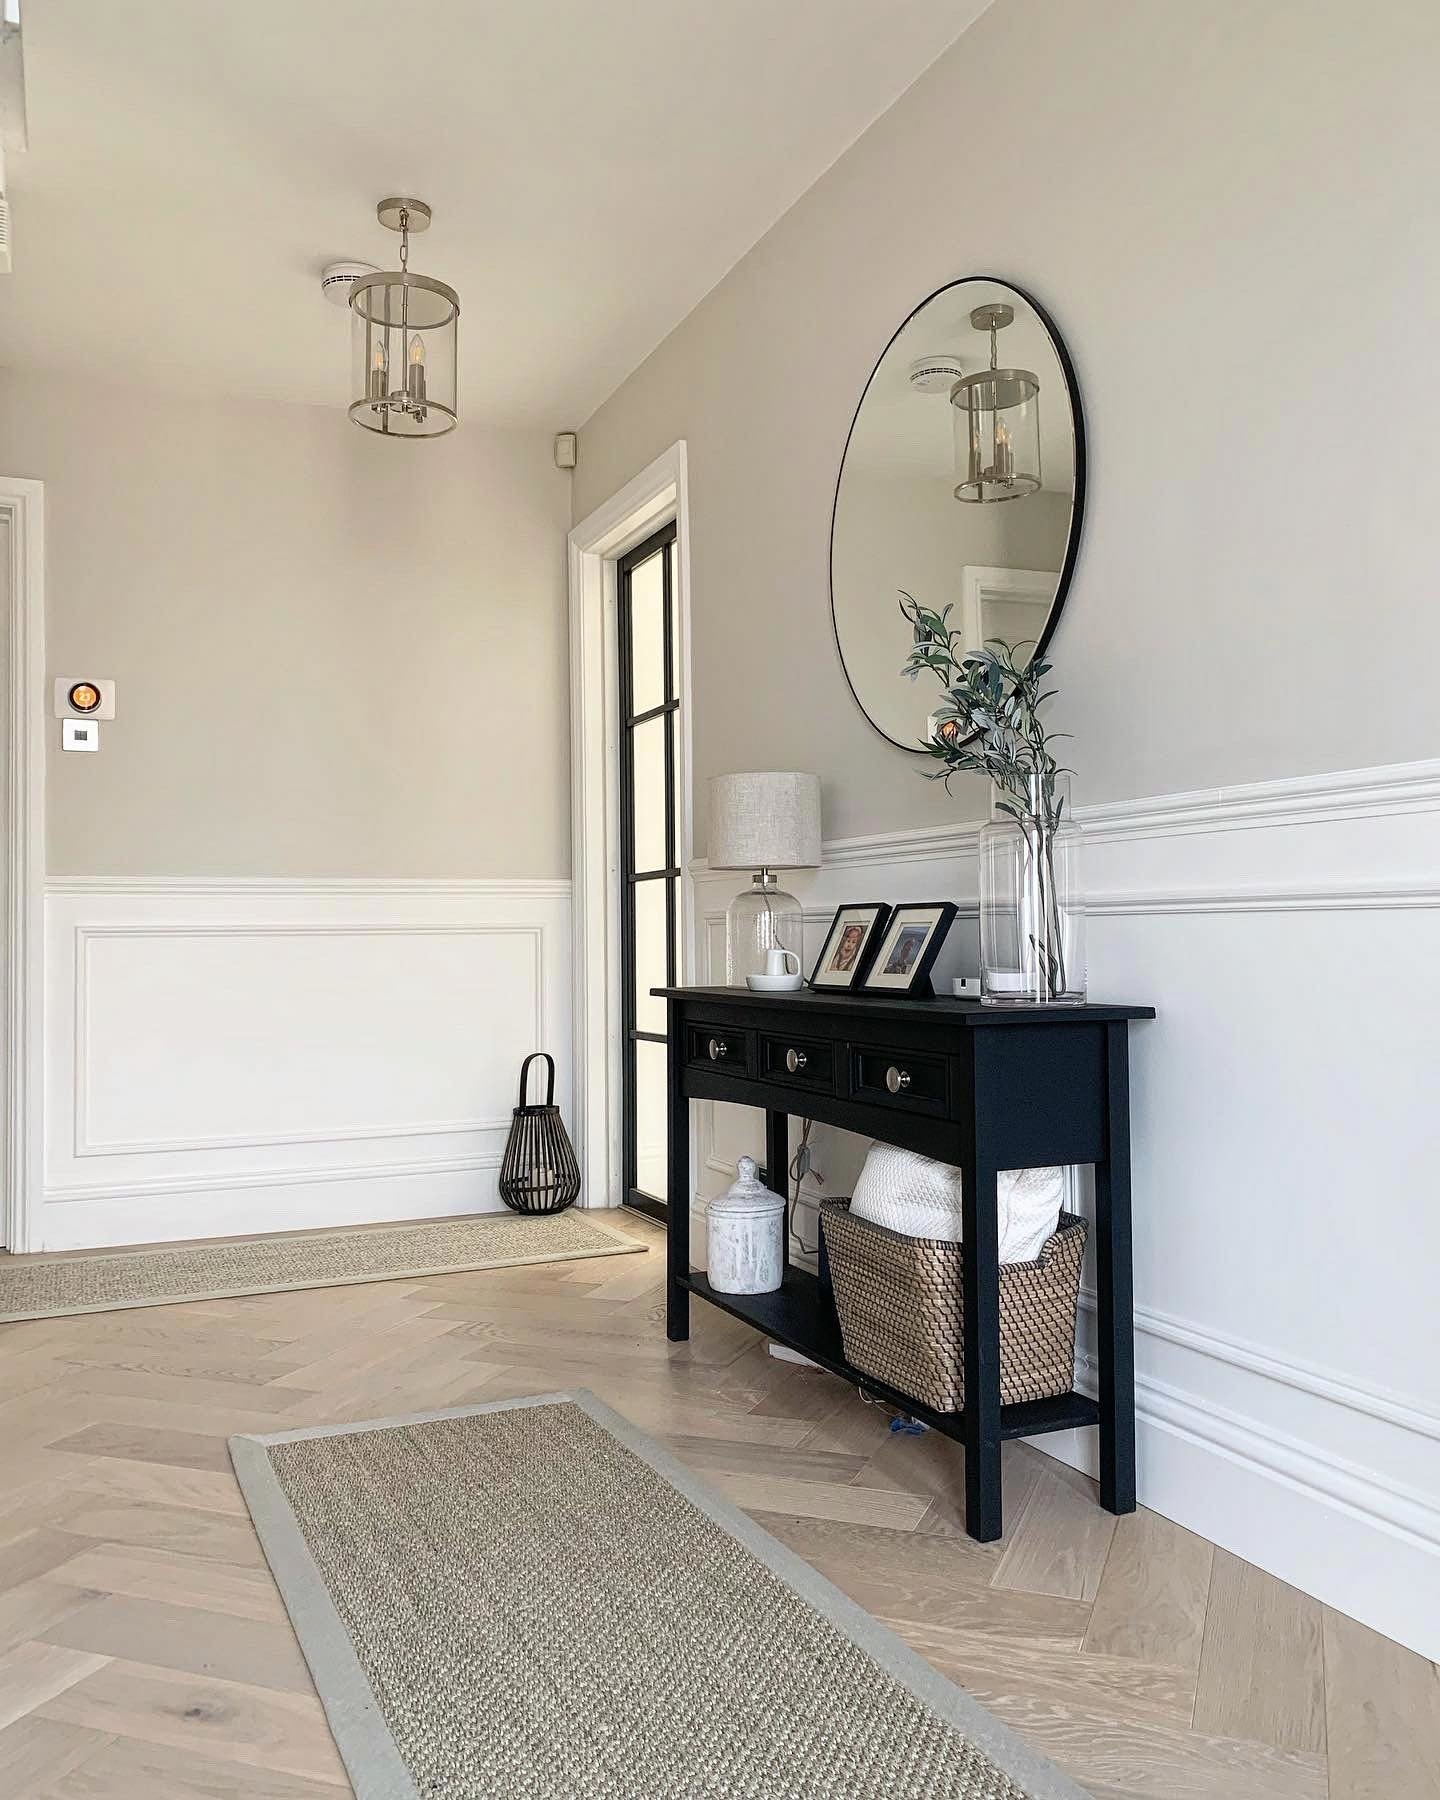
[230,1391,1090,1800]
[0,1212,642,1324]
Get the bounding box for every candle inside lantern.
[992,415,1014,484]
[406,333,427,406]
[368,338,388,405]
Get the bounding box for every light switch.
[62,719,100,752]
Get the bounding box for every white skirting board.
[688,757,1440,1662]
[35,878,573,1253]
[1039,1377,1440,1677]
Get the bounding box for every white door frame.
[959,564,1057,652]
[2,477,46,1254]
[567,443,694,1210]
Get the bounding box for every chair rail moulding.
[688,753,1440,897]
[44,875,573,897]
[568,441,694,1211]
[2,476,46,1255]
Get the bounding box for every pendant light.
[348,198,459,438]
[950,303,1040,502]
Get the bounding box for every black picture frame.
[807,902,892,991]
[860,901,959,998]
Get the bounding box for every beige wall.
[0,370,571,878]
[574,0,1440,847]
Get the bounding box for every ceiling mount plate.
[377,196,432,233]
[969,302,1015,333]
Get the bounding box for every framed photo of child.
[860,902,958,997]
[808,903,892,990]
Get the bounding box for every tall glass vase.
[979,773,1085,1005]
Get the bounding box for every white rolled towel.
[848,1142,1064,1264]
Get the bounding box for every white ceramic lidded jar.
[707,1157,785,1295]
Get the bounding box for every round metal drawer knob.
[785,1047,807,1074]
[885,1065,911,1094]
[708,1038,728,1062]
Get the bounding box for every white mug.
[764,947,801,978]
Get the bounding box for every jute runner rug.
[231,1391,1090,1800]
[0,1212,641,1323]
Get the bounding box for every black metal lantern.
[498,1054,581,1215]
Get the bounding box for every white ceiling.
[0,0,991,427]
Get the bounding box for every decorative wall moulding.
[35,878,573,1255]
[690,754,1440,886]
[1076,1288,1440,1448]
[1077,755,1440,844]
[45,875,573,897]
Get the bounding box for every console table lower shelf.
[681,1267,1101,1442]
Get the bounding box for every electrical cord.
[786,1117,822,1257]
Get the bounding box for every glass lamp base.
[725,873,803,985]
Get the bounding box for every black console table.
[658,985,1154,1542]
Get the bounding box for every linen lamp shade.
[708,772,822,871]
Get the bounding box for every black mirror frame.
[829,275,1087,755]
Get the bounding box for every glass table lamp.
[708,772,822,985]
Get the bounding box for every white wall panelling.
[40,878,572,1253]
[690,757,1440,1662]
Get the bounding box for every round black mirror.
[830,277,1085,752]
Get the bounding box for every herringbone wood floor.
[1,1212,1436,1798]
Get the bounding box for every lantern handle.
[517,1052,556,1109]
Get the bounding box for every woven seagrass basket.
[819,1198,1086,1412]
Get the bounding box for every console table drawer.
[849,1045,948,1116]
[759,1032,835,1092]
[685,1022,752,1074]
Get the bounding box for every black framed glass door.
[617,523,679,1219]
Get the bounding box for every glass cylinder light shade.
[979,774,1085,1005]
[726,873,804,986]
[951,367,1041,503]
[349,272,459,438]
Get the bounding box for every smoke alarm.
[320,261,379,308]
[907,355,965,394]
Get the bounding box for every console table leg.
[962,1155,1003,1541]
[666,1026,690,1342]
[765,1110,789,1225]
[1096,1021,1137,1513]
